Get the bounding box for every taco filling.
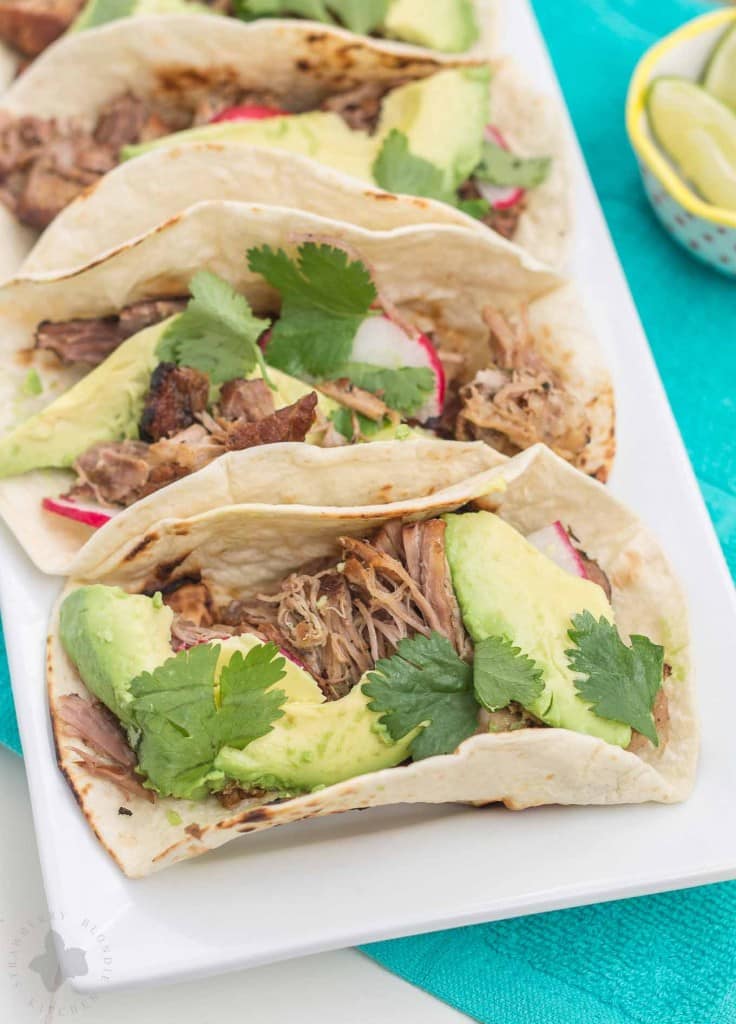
[0,0,480,65]
[0,241,598,530]
[57,506,670,809]
[0,62,550,239]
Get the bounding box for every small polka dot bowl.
[626,8,736,277]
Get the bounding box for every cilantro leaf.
[338,362,434,417]
[457,197,491,220]
[248,244,376,378]
[234,0,388,34]
[473,635,545,712]
[364,632,478,760]
[474,140,551,190]
[216,644,288,749]
[156,271,271,386]
[329,406,388,441]
[373,130,456,206]
[130,642,286,799]
[566,612,664,746]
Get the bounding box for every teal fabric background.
[363,1,736,1022]
[0,0,734,1020]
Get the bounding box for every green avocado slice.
[444,510,631,747]
[215,683,418,793]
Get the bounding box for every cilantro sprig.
[566,612,664,746]
[156,271,272,386]
[248,244,433,418]
[234,0,389,34]
[337,363,434,418]
[373,131,551,222]
[474,140,551,190]
[130,642,287,799]
[473,635,544,712]
[248,243,376,378]
[364,632,478,760]
[373,129,457,206]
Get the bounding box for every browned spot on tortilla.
[237,824,259,833]
[123,531,159,562]
[237,806,271,824]
[14,347,33,367]
[370,192,398,202]
[172,523,191,537]
[545,774,554,781]
[296,59,311,71]
[306,32,326,43]
[142,555,190,593]
[184,823,204,840]
[153,65,242,99]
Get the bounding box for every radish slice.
[258,326,272,351]
[42,496,115,530]
[526,522,587,578]
[475,124,525,211]
[350,315,445,421]
[209,105,287,124]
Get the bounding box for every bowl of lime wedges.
[627,8,736,275]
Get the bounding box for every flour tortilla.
[48,441,697,878]
[0,0,498,95]
[0,13,569,276]
[0,202,612,576]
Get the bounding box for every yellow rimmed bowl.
[626,8,736,277]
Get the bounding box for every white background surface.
[0,746,468,1024]
[2,0,736,1010]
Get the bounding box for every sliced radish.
[209,105,287,124]
[526,521,587,579]
[42,496,116,530]
[350,315,445,422]
[258,326,272,351]
[475,124,525,212]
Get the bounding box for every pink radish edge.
[209,105,287,124]
[526,521,588,579]
[42,497,114,530]
[478,124,525,211]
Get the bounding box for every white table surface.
[0,746,469,1024]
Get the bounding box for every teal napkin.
[363,2,736,1021]
[1,0,735,1020]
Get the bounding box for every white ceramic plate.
[3,0,736,994]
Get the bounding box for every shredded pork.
[35,297,186,365]
[70,391,318,507]
[56,693,153,803]
[222,519,469,700]
[455,306,592,464]
[0,0,83,58]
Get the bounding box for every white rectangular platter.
[3,0,736,993]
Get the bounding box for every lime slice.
[703,22,736,111]
[647,76,736,210]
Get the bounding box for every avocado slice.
[377,67,490,193]
[60,586,174,726]
[123,111,378,184]
[123,69,489,200]
[0,318,168,478]
[444,511,631,747]
[0,314,343,479]
[72,0,212,32]
[215,683,417,793]
[383,0,479,54]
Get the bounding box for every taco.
[0,203,613,575]
[0,0,495,79]
[48,440,697,878]
[0,15,570,272]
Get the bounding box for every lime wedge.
[703,22,736,111]
[647,76,736,210]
